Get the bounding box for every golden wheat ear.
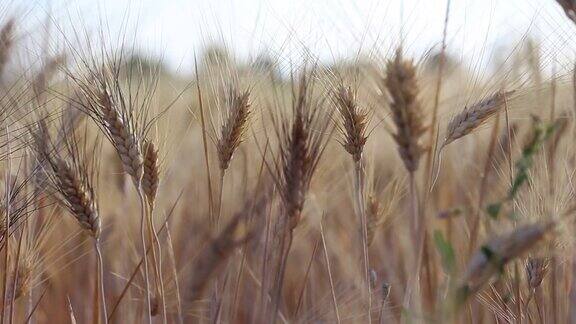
[383,48,426,173]
[217,87,251,172]
[96,84,144,186]
[443,91,514,147]
[142,139,159,208]
[334,85,368,162]
[30,120,101,239]
[67,63,147,189]
[274,70,333,229]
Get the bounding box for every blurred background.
[5,0,576,76]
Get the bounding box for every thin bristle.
[33,55,65,98]
[384,49,426,172]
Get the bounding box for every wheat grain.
[142,140,159,207]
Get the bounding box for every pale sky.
[7,0,576,75]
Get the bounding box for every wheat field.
[0,1,576,323]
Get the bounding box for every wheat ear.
[443,91,514,147]
[384,49,426,173]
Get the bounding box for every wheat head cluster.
[0,1,576,323]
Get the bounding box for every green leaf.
[507,118,556,200]
[486,203,501,219]
[434,230,456,275]
[481,245,504,273]
[481,246,494,259]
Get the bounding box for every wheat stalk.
[214,86,251,233]
[30,120,107,323]
[384,49,427,313]
[268,70,332,323]
[334,84,372,320]
[32,55,65,101]
[141,138,169,321]
[70,65,156,321]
